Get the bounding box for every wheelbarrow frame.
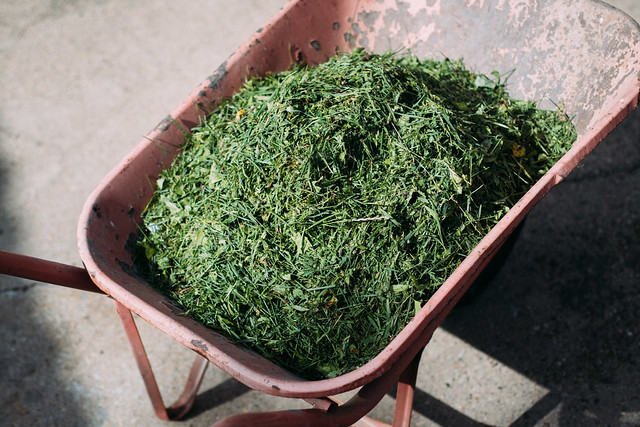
[2,0,639,425]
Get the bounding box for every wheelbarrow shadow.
[441,105,640,426]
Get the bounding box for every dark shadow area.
[184,376,252,420]
[510,392,563,426]
[0,117,89,425]
[440,106,640,426]
[387,384,494,427]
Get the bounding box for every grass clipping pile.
[137,50,576,380]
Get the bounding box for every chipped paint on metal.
[154,115,173,133]
[348,0,640,134]
[422,0,442,16]
[206,60,228,90]
[191,339,209,352]
[506,0,539,27]
[466,0,486,8]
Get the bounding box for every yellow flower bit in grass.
[235,108,247,120]
[512,143,526,157]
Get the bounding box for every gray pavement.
[1,1,639,426]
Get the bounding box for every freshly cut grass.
[136,50,576,379]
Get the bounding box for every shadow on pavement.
[186,377,251,419]
[0,116,89,425]
[441,106,640,426]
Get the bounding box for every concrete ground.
[1,1,639,426]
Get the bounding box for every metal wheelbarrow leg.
[0,250,208,421]
[114,301,209,420]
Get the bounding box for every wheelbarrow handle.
[0,250,104,294]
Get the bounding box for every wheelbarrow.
[1,0,639,425]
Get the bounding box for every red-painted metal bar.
[326,397,389,427]
[351,415,390,427]
[302,396,336,413]
[392,348,423,427]
[166,354,209,419]
[0,250,102,294]
[114,301,208,420]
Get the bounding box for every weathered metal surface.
[346,0,640,135]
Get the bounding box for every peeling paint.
[358,10,380,29]
[124,232,138,255]
[207,61,228,90]
[154,114,173,133]
[346,0,640,134]
[423,0,442,16]
[191,340,209,352]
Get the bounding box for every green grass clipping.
[136,50,576,380]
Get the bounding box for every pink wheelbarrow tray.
[2,0,639,425]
